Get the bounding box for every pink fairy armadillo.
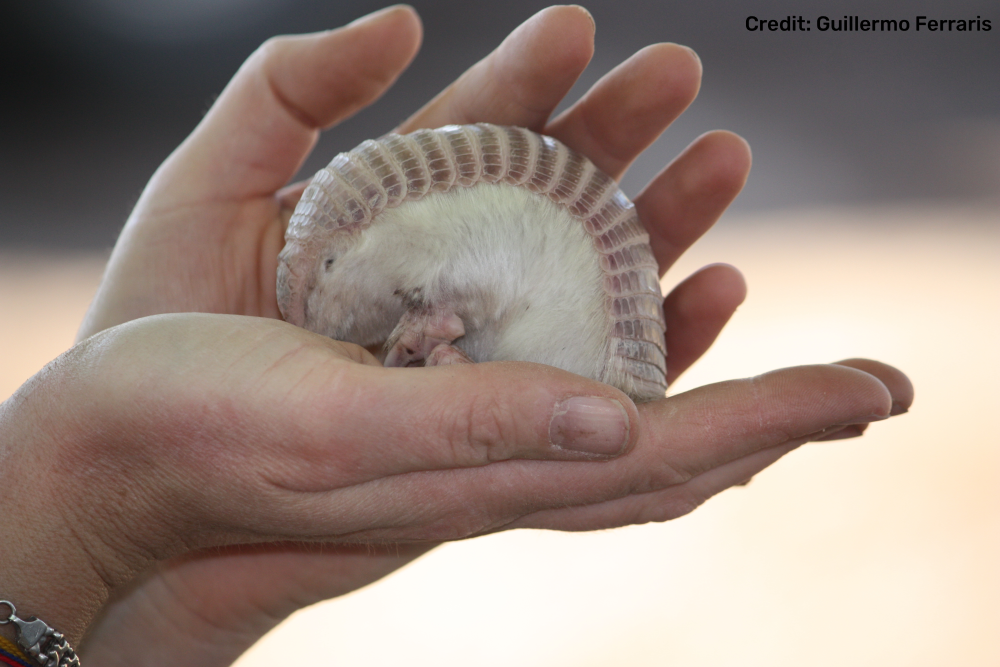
[276,123,667,402]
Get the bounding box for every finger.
[545,43,702,180]
[497,361,907,532]
[504,441,803,531]
[264,358,641,495]
[395,5,594,133]
[634,130,752,275]
[508,357,914,531]
[158,6,422,201]
[291,362,901,542]
[632,364,891,485]
[833,358,914,415]
[661,263,747,385]
[811,358,913,440]
[84,314,638,487]
[53,314,646,561]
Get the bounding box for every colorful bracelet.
[0,602,79,667]
[1,633,33,667]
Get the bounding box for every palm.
[77,6,756,666]
[78,191,287,335]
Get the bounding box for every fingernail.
[890,401,909,416]
[549,397,629,456]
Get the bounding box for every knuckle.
[441,388,516,465]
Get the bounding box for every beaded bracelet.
[0,602,79,667]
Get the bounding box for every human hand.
[0,313,634,663]
[1,315,911,667]
[51,4,913,666]
[78,3,747,376]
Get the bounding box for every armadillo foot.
[383,304,467,367]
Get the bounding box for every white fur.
[304,182,609,380]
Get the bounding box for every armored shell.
[277,123,667,401]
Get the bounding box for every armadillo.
[276,123,667,402]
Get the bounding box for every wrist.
[0,347,146,646]
[0,416,106,647]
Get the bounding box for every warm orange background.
[2,205,997,665]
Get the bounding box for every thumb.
[261,355,641,493]
[77,313,638,501]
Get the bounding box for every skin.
[0,5,913,667]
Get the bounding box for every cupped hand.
[39,4,913,667]
[78,4,747,368]
[2,316,911,667]
[3,314,629,659]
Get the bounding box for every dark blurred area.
[2,0,997,249]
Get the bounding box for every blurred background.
[2,0,998,246]
[1,0,997,665]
